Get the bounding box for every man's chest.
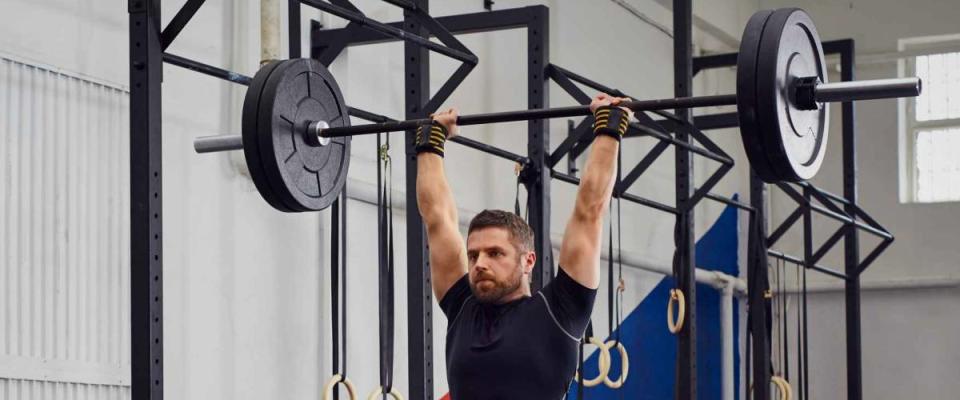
[445,301,578,381]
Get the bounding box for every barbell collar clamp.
[793,76,822,111]
[307,120,332,147]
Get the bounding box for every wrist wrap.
[592,105,630,140]
[414,120,448,157]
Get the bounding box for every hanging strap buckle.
[379,143,391,162]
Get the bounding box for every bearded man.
[415,94,632,399]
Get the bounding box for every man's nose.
[473,256,491,271]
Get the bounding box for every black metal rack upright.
[128,1,164,399]
[673,2,698,396]
[129,1,893,399]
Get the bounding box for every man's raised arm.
[415,108,468,301]
[558,94,632,289]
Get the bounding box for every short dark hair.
[467,209,535,253]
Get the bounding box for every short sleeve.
[438,274,471,320]
[539,267,597,339]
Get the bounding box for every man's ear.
[524,251,537,273]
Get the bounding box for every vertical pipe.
[128,0,164,399]
[526,7,553,290]
[262,0,282,64]
[405,3,433,399]
[721,283,734,400]
[840,39,863,400]
[673,0,697,398]
[749,174,771,400]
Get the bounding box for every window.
[900,36,960,203]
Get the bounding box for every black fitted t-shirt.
[439,268,597,400]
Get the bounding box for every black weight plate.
[755,8,828,182]
[256,59,351,212]
[737,9,780,182]
[241,60,295,212]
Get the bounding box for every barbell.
[194,8,921,213]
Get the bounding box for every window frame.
[898,34,960,203]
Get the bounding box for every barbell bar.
[194,76,919,151]
[193,8,923,213]
[319,78,918,138]
[192,93,735,152]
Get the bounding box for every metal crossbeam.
[303,0,478,64]
[768,249,847,280]
[160,0,207,50]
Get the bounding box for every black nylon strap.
[377,133,397,394]
[331,197,340,395]
[744,213,773,400]
[614,187,626,400]
[608,220,614,335]
[341,186,348,382]
[801,260,809,400]
[781,258,789,380]
[614,154,624,348]
[331,185,349,397]
[796,261,804,400]
[514,177,522,217]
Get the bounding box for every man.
[415,94,632,399]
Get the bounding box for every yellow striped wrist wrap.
[414,121,448,157]
[592,105,630,141]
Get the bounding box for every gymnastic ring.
[573,336,611,387]
[601,340,629,389]
[366,386,404,400]
[667,289,686,334]
[322,374,357,400]
[771,376,792,400]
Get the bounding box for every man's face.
[465,227,533,304]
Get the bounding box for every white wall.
[0,55,130,399]
[0,0,757,398]
[757,0,960,398]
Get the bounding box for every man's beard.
[470,263,523,304]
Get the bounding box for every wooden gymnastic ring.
[771,376,792,400]
[602,340,629,389]
[366,386,404,400]
[574,336,611,387]
[667,289,686,334]
[322,374,357,400]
